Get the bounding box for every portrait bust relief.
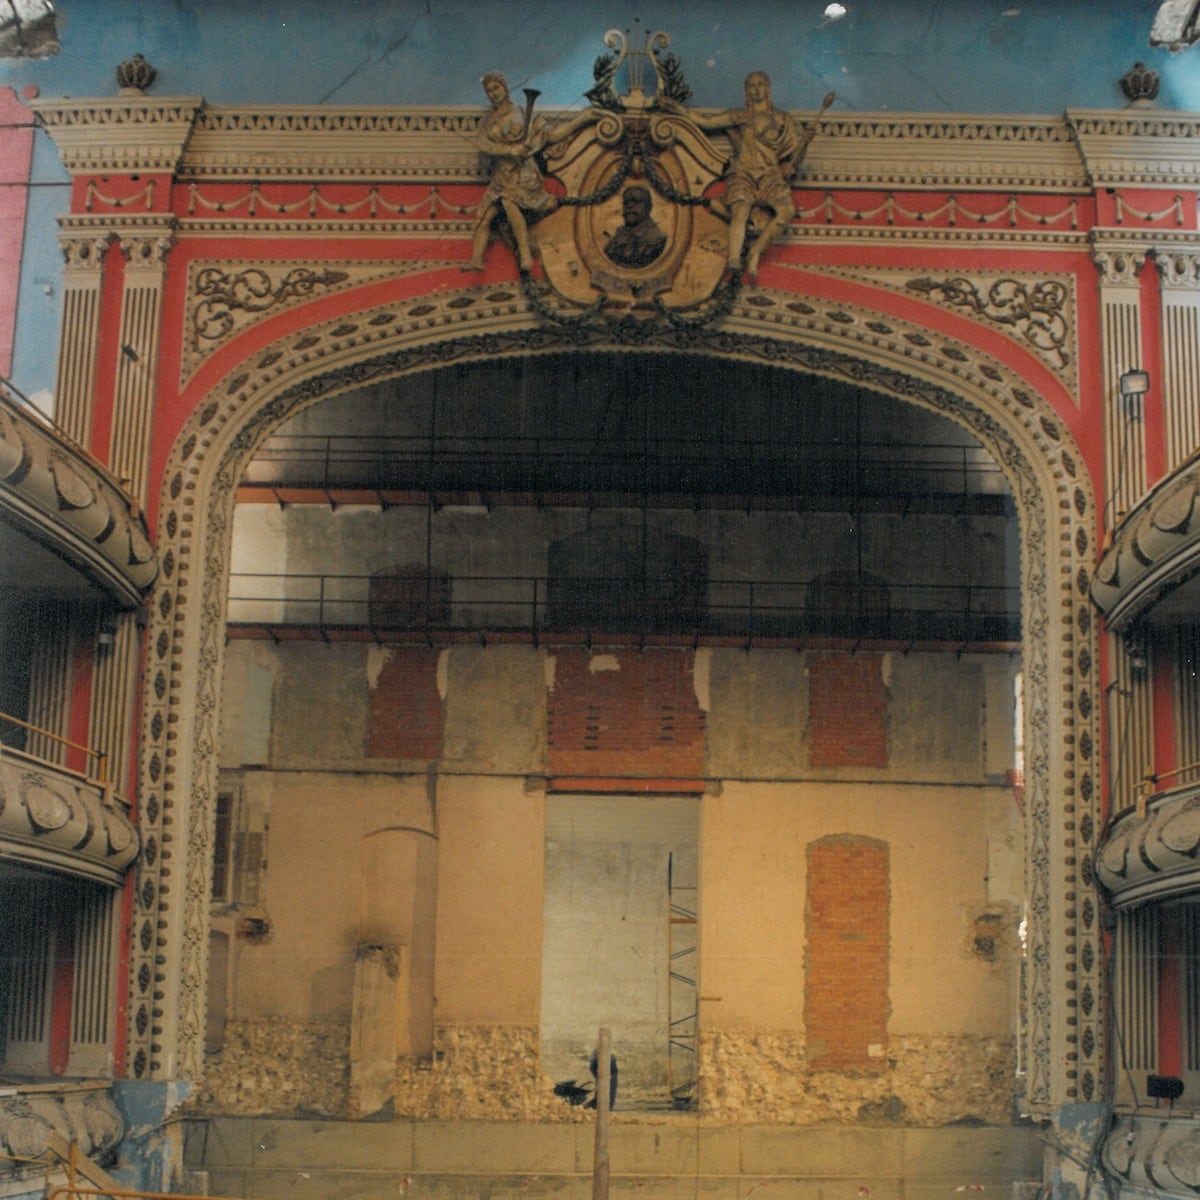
[604,186,667,269]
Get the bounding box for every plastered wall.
[203,634,1022,1122]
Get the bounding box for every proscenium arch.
[133,286,1101,1115]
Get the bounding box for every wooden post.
[592,1028,611,1200]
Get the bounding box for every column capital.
[1090,239,1147,288]
[1152,245,1200,290]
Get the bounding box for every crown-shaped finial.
[116,53,157,95]
[1119,61,1160,108]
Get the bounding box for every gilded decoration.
[471,29,833,320]
[138,280,1098,1115]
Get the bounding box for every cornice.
[1092,452,1200,628]
[181,104,482,180]
[1068,108,1200,186]
[32,98,1200,191]
[1095,781,1200,907]
[802,114,1087,191]
[30,95,205,175]
[0,391,158,605]
[0,750,138,887]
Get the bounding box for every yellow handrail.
[49,1188,249,1200]
[0,711,108,784]
[1138,759,1200,796]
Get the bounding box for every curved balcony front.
[0,744,138,886]
[1103,1114,1200,1200]
[1093,454,1200,630]
[1096,778,1200,908]
[0,389,157,607]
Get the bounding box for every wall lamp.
[1120,368,1150,420]
[1122,626,1149,677]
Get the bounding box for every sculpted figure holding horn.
[465,72,597,272]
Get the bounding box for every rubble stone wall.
[193,1021,1015,1125]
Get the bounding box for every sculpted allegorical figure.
[604,186,668,269]
[672,72,832,278]
[465,72,598,273]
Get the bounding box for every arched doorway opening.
[134,306,1099,1123]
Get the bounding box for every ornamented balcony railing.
[1096,772,1200,908]
[1093,452,1200,630]
[0,1083,124,1183]
[0,383,157,606]
[0,714,138,887]
[1102,1114,1200,1200]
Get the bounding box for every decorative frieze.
[180,259,445,387]
[797,269,1080,390]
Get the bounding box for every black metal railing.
[241,434,1011,504]
[226,572,1020,644]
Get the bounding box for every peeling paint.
[544,653,556,692]
[693,647,712,712]
[588,654,620,673]
[366,644,393,689]
[436,647,449,700]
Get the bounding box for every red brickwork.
[367,646,443,759]
[547,649,705,790]
[805,836,890,1070]
[809,652,889,768]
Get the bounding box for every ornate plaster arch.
[132,280,1102,1114]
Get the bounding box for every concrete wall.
[186,1115,1043,1200]
[203,635,1022,1123]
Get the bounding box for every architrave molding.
[131,280,1100,1122]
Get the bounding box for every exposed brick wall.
[547,649,704,789]
[809,652,889,768]
[805,835,889,1071]
[367,647,443,759]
